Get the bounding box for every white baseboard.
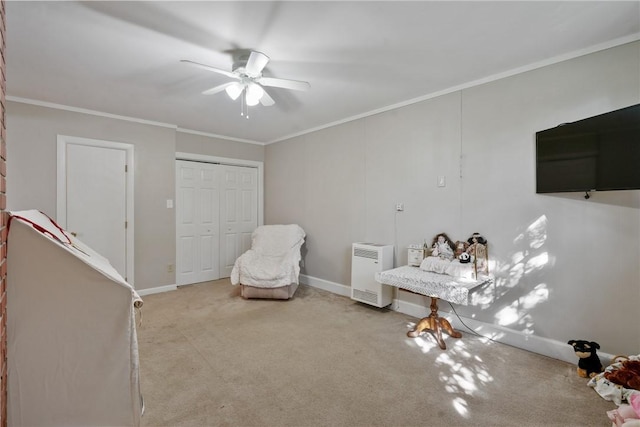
[300,274,614,365]
[137,284,177,296]
[395,297,590,364]
[299,274,350,297]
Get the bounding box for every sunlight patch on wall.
[516,215,548,249]
[469,215,552,312]
[495,284,549,327]
[524,252,549,274]
[473,326,506,342]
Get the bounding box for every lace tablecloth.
[375,265,492,305]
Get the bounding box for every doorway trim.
[175,152,264,227]
[57,135,135,285]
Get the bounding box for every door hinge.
[125,165,128,173]
[125,221,128,229]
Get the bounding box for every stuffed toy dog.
[568,339,603,378]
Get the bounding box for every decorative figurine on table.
[431,233,455,260]
[420,233,456,274]
[466,232,489,274]
[466,232,487,251]
[454,241,469,260]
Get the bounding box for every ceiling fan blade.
[257,77,310,91]
[245,51,270,76]
[201,82,234,96]
[180,59,239,80]
[260,89,275,107]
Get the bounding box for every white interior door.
[220,165,258,277]
[176,160,220,285]
[57,136,134,283]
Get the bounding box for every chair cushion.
[251,224,305,255]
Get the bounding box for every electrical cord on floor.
[446,301,499,343]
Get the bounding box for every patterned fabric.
[588,354,640,405]
[375,265,492,305]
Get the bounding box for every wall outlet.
[167,263,174,273]
[395,203,404,211]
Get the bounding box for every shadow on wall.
[468,215,553,335]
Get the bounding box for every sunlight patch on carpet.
[452,396,469,418]
[404,333,439,353]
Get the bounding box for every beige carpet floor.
[137,279,615,426]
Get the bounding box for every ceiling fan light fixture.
[225,82,244,100]
[245,82,265,107]
[182,50,309,112]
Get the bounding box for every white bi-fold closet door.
[176,160,257,286]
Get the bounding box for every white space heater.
[350,243,394,307]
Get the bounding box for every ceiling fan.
[181,50,310,115]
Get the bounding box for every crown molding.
[267,33,640,144]
[6,96,177,129]
[176,127,263,145]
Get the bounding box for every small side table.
[407,296,462,349]
[407,248,425,267]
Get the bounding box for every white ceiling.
[6,1,640,144]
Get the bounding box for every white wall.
[176,130,264,162]
[6,102,265,291]
[7,102,177,291]
[265,41,640,357]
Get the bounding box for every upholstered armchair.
[230,224,305,299]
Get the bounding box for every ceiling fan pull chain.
[240,88,245,117]
[244,89,250,119]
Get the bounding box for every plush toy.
[607,393,640,427]
[605,360,640,391]
[568,339,603,378]
[454,241,469,259]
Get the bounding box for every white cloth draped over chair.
[231,224,305,299]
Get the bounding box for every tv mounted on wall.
[536,103,640,194]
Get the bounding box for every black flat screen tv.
[536,103,640,194]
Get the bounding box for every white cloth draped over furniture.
[7,210,143,427]
[376,265,492,349]
[376,265,489,305]
[231,224,305,299]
